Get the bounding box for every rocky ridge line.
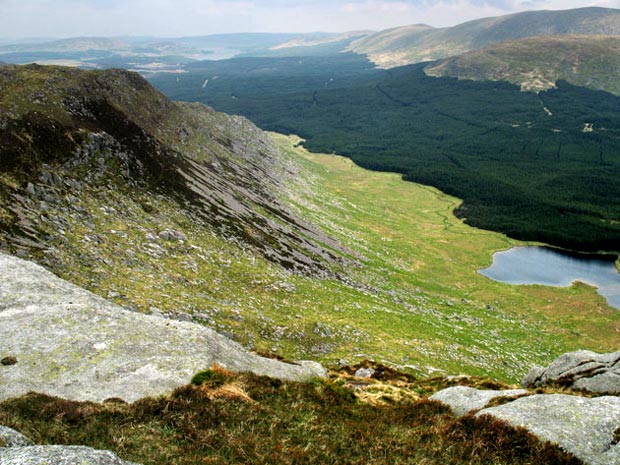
[0,65,351,277]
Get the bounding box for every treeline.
[151,56,620,252]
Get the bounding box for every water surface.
[479,246,620,308]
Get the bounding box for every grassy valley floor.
[268,134,620,379]
[16,132,619,383]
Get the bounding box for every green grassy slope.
[348,7,620,67]
[0,64,348,275]
[425,35,620,95]
[270,135,620,378]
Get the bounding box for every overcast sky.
[1,0,619,38]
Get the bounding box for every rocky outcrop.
[0,253,326,403]
[0,446,140,465]
[522,350,620,394]
[477,395,620,465]
[432,385,620,465]
[0,64,351,277]
[429,385,528,417]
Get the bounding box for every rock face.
[0,446,140,465]
[429,385,528,417]
[354,367,375,379]
[432,385,620,465]
[522,350,620,394]
[477,394,620,465]
[0,65,351,277]
[0,253,326,403]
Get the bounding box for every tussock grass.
[0,373,581,465]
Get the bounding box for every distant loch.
[479,246,620,309]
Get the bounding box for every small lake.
[479,246,620,309]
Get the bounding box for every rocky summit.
[0,252,326,403]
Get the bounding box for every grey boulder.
[477,394,620,465]
[0,253,326,403]
[430,385,529,416]
[157,229,187,241]
[354,367,375,379]
[523,350,620,394]
[0,445,140,465]
[0,426,34,448]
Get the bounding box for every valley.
[1,64,617,383]
[2,5,620,463]
[3,9,620,253]
[151,56,620,253]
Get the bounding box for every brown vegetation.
[0,371,582,465]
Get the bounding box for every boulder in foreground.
[432,384,620,465]
[0,445,140,465]
[523,350,620,394]
[477,394,620,465]
[0,253,326,403]
[429,385,528,417]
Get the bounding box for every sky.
[1,0,619,38]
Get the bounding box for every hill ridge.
[424,34,620,95]
[0,64,350,276]
[348,6,620,67]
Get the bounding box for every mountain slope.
[0,64,347,276]
[348,7,620,67]
[424,35,620,95]
[259,31,374,57]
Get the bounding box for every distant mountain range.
[3,7,620,94]
[270,31,373,50]
[0,33,328,74]
[348,7,620,67]
[0,34,304,55]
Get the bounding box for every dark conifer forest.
[151,54,620,252]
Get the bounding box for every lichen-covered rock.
[0,253,326,403]
[476,394,620,465]
[0,445,140,465]
[157,229,187,242]
[522,350,620,394]
[354,367,375,379]
[0,426,34,448]
[430,385,529,416]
